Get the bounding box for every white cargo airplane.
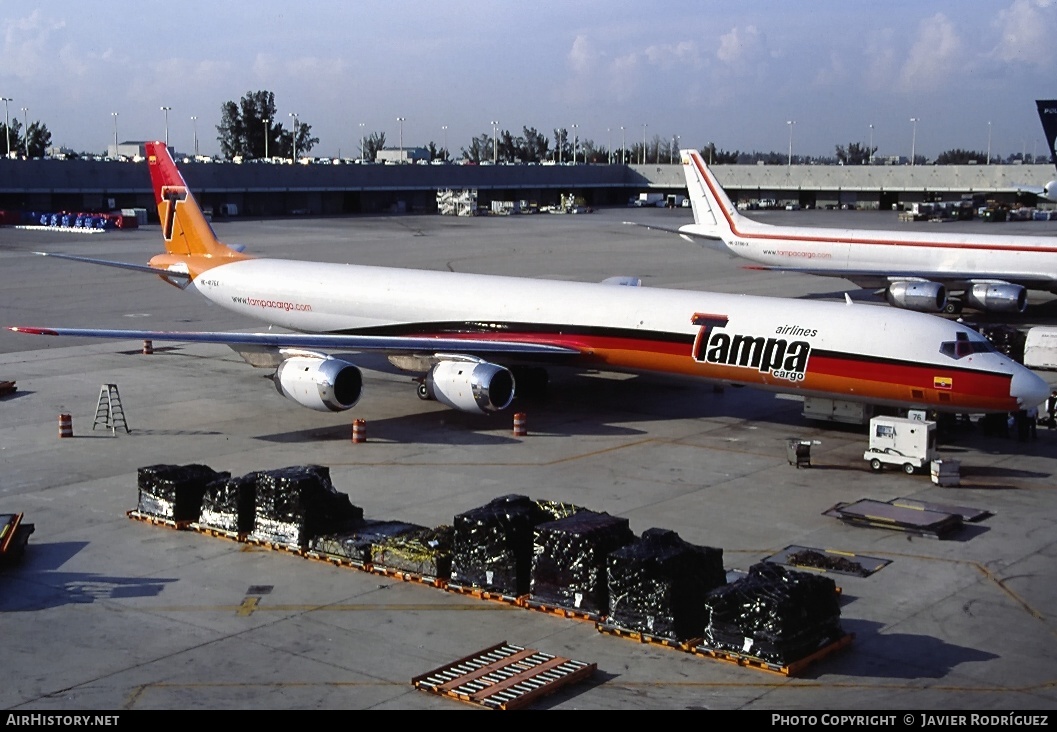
[657,149,1057,316]
[7,142,1049,420]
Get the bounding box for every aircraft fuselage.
[186,257,1031,414]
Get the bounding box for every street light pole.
[909,117,919,166]
[571,123,578,164]
[0,97,10,158]
[491,119,498,164]
[191,116,198,156]
[642,123,647,164]
[558,128,563,164]
[620,126,625,164]
[21,107,28,157]
[111,112,118,156]
[263,117,269,160]
[441,125,448,161]
[160,106,171,148]
[289,112,298,163]
[868,124,874,164]
[607,128,611,164]
[671,134,678,164]
[397,116,405,163]
[359,122,365,162]
[987,121,992,164]
[786,120,796,167]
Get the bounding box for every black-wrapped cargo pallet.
[310,513,427,566]
[449,495,582,597]
[198,472,259,536]
[604,528,726,642]
[126,467,853,676]
[371,524,454,580]
[136,464,229,524]
[698,562,845,668]
[528,510,636,617]
[249,465,364,549]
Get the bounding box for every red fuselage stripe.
[403,328,1015,409]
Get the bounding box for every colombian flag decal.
[934,376,953,390]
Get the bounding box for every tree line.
[1,89,1046,166]
[211,95,1049,166]
[0,116,53,158]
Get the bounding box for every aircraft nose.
[1011,365,1050,410]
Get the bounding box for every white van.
[863,416,938,474]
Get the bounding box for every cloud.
[286,56,350,80]
[246,52,352,108]
[1,10,67,80]
[862,28,898,92]
[556,34,604,104]
[562,34,702,105]
[568,34,598,75]
[897,13,964,92]
[812,51,848,88]
[716,25,762,66]
[642,40,700,69]
[990,0,1057,68]
[2,10,136,89]
[155,58,233,87]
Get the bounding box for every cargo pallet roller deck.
[412,642,596,710]
[0,513,34,565]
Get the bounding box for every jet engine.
[885,280,947,312]
[274,356,363,412]
[965,283,1028,313]
[422,359,515,414]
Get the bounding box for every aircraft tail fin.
[679,149,741,237]
[1036,100,1057,168]
[145,141,244,259]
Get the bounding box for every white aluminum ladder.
[92,383,130,435]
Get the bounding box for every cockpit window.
[940,331,996,360]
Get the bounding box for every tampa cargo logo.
[691,313,813,382]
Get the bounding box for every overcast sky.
[2,1,1056,161]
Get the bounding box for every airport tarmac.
[1,206,1056,711]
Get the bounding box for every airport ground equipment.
[0,513,33,565]
[823,499,964,539]
[412,642,596,710]
[92,383,129,434]
[763,545,890,578]
[930,459,961,487]
[786,438,817,468]
[802,396,872,425]
[863,416,937,474]
[1023,326,1057,370]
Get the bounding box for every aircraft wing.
[623,221,731,257]
[1013,182,1057,202]
[623,220,724,241]
[731,264,1056,291]
[32,252,191,280]
[6,326,580,359]
[1014,183,1045,195]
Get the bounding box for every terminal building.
[0,155,1052,219]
